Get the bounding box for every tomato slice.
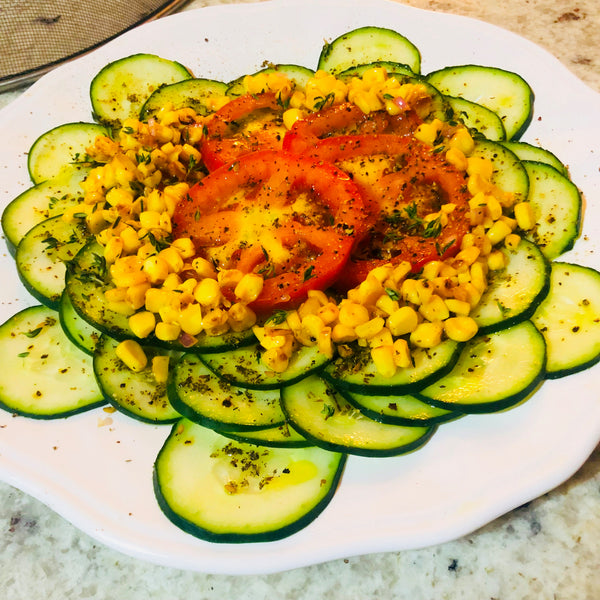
[300,133,471,288]
[172,150,365,313]
[282,101,422,155]
[200,92,286,171]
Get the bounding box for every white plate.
[0,0,599,576]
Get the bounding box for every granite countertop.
[0,1,598,598]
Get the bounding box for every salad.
[1,25,599,544]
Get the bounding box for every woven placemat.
[0,0,189,91]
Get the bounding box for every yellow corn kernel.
[301,314,326,342]
[171,237,196,259]
[151,355,170,384]
[136,242,158,261]
[487,250,507,271]
[393,338,412,368]
[400,278,421,305]
[202,307,229,334]
[331,322,358,343]
[467,155,494,179]
[234,273,264,304]
[307,289,329,306]
[445,147,468,171]
[87,210,109,235]
[338,301,370,328]
[298,296,322,319]
[228,302,257,332]
[374,293,399,317]
[115,339,147,372]
[194,277,222,307]
[261,347,290,373]
[467,173,493,196]
[354,317,385,340]
[317,302,339,325]
[444,316,478,342]
[158,247,185,274]
[126,282,151,310]
[128,311,156,338]
[179,303,204,336]
[143,255,170,284]
[368,263,395,284]
[258,329,290,350]
[217,269,244,288]
[145,287,172,313]
[104,287,127,303]
[368,327,394,349]
[514,201,536,230]
[191,256,217,279]
[457,281,482,308]
[159,303,180,325]
[469,261,488,293]
[419,294,450,322]
[486,219,513,245]
[119,226,141,254]
[110,256,147,288]
[410,321,444,349]
[104,236,124,264]
[155,321,181,341]
[162,273,182,290]
[387,305,419,336]
[444,298,471,316]
[106,300,136,316]
[283,108,306,130]
[449,128,475,156]
[453,245,481,270]
[414,120,442,146]
[317,327,334,358]
[105,187,134,208]
[139,211,162,230]
[352,276,385,306]
[422,261,443,280]
[504,233,521,249]
[370,345,397,378]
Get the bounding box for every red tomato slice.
[200,92,286,171]
[172,150,365,313]
[301,134,471,288]
[282,101,422,155]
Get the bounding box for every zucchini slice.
[531,262,600,378]
[90,53,192,128]
[318,26,421,75]
[93,335,181,424]
[501,141,569,177]
[337,61,416,79]
[168,353,286,431]
[426,64,534,140]
[16,215,91,310]
[445,95,506,141]
[0,305,104,418]
[220,422,310,448]
[153,419,346,543]
[58,289,101,355]
[470,238,550,334]
[281,375,435,457]
[1,165,89,253]
[418,321,546,413]
[27,122,108,184]
[522,160,582,260]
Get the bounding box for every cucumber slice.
[1,165,89,253]
[445,95,506,141]
[338,389,460,426]
[27,122,108,184]
[418,321,546,413]
[337,61,416,79]
[169,353,286,431]
[0,305,104,418]
[66,241,255,352]
[470,239,550,334]
[58,290,101,355]
[322,339,461,396]
[94,335,181,424]
[531,262,600,378]
[90,53,192,129]
[471,138,529,203]
[318,26,421,75]
[153,419,346,542]
[140,78,228,120]
[226,64,315,97]
[281,375,435,457]
[201,343,330,390]
[501,141,568,177]
[426,64,533,140]
[522,160,582,260]
[16,215,91,310]
[220,422,310,448]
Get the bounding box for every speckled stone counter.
[0,1,598,598]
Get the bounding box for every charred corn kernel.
[449,128,475,155]
[505,233,521,249]
[260,330,292,350]
[234,273,264,303]
[155,321,181,341]
[194,277,222,307]
[104,236,124,264]
[338,301,370,328]
[387,305,419,336]
[486,219,513,245]
[317,302,339,325]
[179,303,204,336]
[487,249,507,271]
[393,338,412,368]
[371,345,397,378]
[368,327,394,348]
[514,201,536,230]
[444,298,472,316]
[354,317,385,340]
[419,294,450,322]
[115,339,147,372]
[228,302,257,332]
[143,255,170,284]
[283,108,306,129]
[410,321,444,348]
[218,269,244,288]
[444,316,478,342]
[151,355,170,384]
[128,311,156,338]
[171,237,195,259]
[192,256,217,279]
[445,147,468,171]
[262,347,290,373]
[202,307,228,330]
[139,211,162,230]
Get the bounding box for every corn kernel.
[171,237,196,259]
[262,347,290,373]
[487,250,507,271]
[179,303,204,335]
[317,302,339,325]
[467,156,494,179]
[151,355,170,384]
[192,256,217,279]
[217,269,244,288]
[486,219,513,245]
[194,277,222,307]
[143,255,170,284]
[129,311,156,338]
[331,323,357,343]
[368,327,394,348]
[317,327,334,358]
[371,345,397,378]
[139,210,162,230]
[444,316,478,342]
[504,233,521,249]
[158,247,185,273]
[126,282,151,310]
[419,294,450,322]
[234,273,264,303]
[410,321,443,348]
[445,147,468,171]
[338,302,370,328]
[283,108,306,129]
[115,339,147,372]
[449,128,475,155]
[155,321,181,341]
[514,201,536,230]
[444,298,472,316]
[387,305,419,336]
[228,302,257,332]
[393,338,412,368]
[355,317,385,340]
